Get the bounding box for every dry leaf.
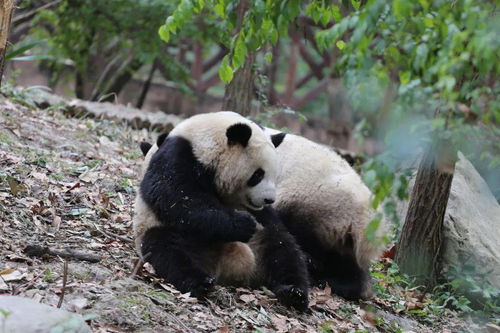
[52,215,62,230]
[79,169,101,183]
[7,176,26,195]
[0,278,9,291]
[0,269,24,281]
[32,172,49,182]
[239,294,256,304]
[271,314,288,333]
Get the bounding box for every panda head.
[140,112,281,211]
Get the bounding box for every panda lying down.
[134,111,387,310]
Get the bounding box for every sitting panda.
[133,112,309,311]
[264,128,388,300]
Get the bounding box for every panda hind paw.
[274,285,309,312]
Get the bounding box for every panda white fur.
[133,112,309,310]
[264,128,388,300]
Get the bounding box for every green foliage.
[316,0,499,131]
[28,0,192,94]
[162,0,348,82]
[316,0,499,248]
[372,261,499,325]
[433,265,500,315]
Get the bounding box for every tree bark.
[267,42,280,105]
[0,0,15,87]
[284,31,299,105]
[98,58,143,102]
[221,50,256,116]
[221,0,255,115]
[136,58,157,109]
[396,141,456,287]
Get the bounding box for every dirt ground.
[0,94,474,332]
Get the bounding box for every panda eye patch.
[247,168,265,187]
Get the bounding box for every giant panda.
[264,128,388,300]
[133,112,309,311]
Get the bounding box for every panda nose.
[264,198,275,205]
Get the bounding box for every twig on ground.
[130,252,150,279]
[57,259,68,308]
[92,223,133,244]
[24,244,101,263]
[12,271,45,296]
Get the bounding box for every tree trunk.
[136,59,157,109]
[98,58,143,102]
[396,141,456,287]
[0,0,15,87]
[284,31,299,105]
[267,42,280,105]
[221,50,256,116]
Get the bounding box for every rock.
[398,152,500,290]
[0,296,91,333]
[25,88,182,132]
[486,324,500,333]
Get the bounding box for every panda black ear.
[140,142,153,156]
[226,123,252,147]
[271,132,286,148]
[156,133,168,147]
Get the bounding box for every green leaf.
[214,2,225,17]
[321,10,332,26]
[414,43,428,70]
[11,55,53,61]
[265,52,273,63]
[219,55,234,83]
[331,5,341,22]
[365,218,381,243]
[232,36,247,69]
[165,16,176,32]
[393,0,411,19]
[336,40,346,50]
[399,71,411,85]
[5,41,42,61]
[351,0,361,11]
[158,25,170,43]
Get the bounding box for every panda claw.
[186,275,215,299]
[274,285,309,312]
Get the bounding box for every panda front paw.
[184,275,215,299]
[233,211,257,242]
[274,285,309,312]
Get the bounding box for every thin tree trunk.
[284,31,299,104]
[0,0,15,87]
[396,141,456,287]
[136,59,157,109]
[98,58,143,102]
[222,50,256,116]
[267,42,280,105]
[75,71,85,99]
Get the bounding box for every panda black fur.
[133,112,309,310]
[264,128,388,300]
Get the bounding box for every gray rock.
[398,152,500,289]
[0,296,91,333]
